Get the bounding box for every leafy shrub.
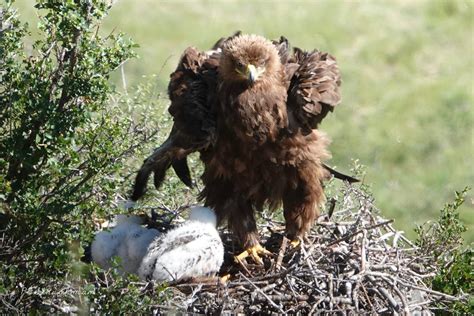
[81,261,172,314]
[415,187,473,314]
[0,0,165,312]
[0,0,471,313]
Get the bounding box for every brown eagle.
[131,33,356,263]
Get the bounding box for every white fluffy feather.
[138,206,224,282]
[91,215,159,274]
[120,200,137,210]
[112,214,144,226]
[188,206,218,226]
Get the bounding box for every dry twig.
[139,183,467,314]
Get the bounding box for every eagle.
[130,33,356,263]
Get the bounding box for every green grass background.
[14,0,473,242]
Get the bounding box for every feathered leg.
[223,199,270,264]
[227,200,259,247]
[283,166,325,245]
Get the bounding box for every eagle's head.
[220,34,281,85]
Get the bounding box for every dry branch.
[143,183,467,314]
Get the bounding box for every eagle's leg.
[227,200,270,265]
[283,175,324,247]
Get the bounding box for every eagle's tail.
[322,163,360,183]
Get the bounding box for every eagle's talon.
[219,273,231,284]
[290,239,301,248]
[235,244,271,265]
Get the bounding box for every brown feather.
[286,48,341,134]
[132,33,345,250]
[211,31,242,50]
[272,36,290,64]
[131,47,219,200]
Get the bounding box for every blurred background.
[15,0,473,242]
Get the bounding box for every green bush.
[415,187,473,314]
[0,0,166,312]
[1,0,471,313]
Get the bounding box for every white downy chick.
[91,214,159,274]
[138,206,224,282]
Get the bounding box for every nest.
[151,183,465,315]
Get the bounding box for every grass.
[13,0,473,242]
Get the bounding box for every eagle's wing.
[131,47,218,201]
[211,30,242,51]
[272,36,291,64]
[284,46,341,135]
[276,40,358,183]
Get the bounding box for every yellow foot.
[290,239,301,248]
[235,244,272,265]
[219,274,231,284]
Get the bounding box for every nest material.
[156,183,465,315]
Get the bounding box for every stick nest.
[145,183,467,314]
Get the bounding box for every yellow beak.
[236,64,265,83]
[246,64,259,83]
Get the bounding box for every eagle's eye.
[236,60,245,68]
